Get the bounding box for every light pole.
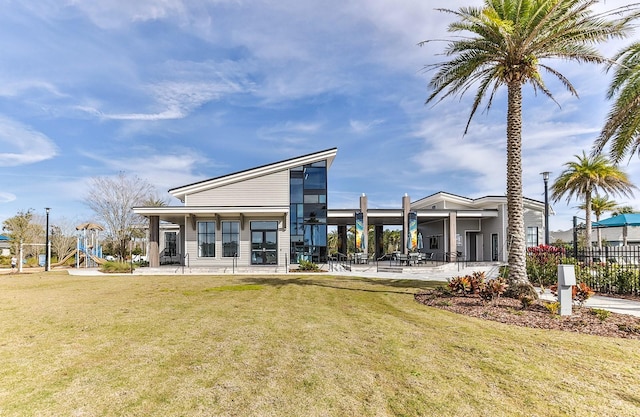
[541,172,550,245]
[45,207,50,271]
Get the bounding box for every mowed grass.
[0,272,639,416]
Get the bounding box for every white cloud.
[0,116,58,166]
[0,192,16,204]
[350,119,385,134]
[79,148,214,191]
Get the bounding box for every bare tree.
[85,172,156,260]
[50,217,82,264]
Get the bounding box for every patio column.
[402,193,410,254]
[360,194,368,254]
[338,225,347,256]
[149,216,160,268]
[448,212,457,262]
[375,224,384,259]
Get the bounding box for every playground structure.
[16,222,109,272]
[73,222,106,268]
[49,222,108,269]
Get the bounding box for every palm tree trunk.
[585,193,592,249]
[506,81,531,295]
[596,213,602,250]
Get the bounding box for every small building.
[134,148,547,270]
[0,235,10,257]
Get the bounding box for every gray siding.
[184,215,288,268]
[185,170,289,207]
[524,208,543,246]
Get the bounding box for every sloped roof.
[169,148,337,202]
[411,191,547,211]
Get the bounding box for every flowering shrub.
[549,282,595,307]
[448,271,487,296]
[479,278,509,303]
[526,244,566,287]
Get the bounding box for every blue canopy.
[593,213,640,228]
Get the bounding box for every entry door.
[251,231,278,265]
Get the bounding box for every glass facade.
[290,160,328,263]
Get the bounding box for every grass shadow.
[238,275,443,295]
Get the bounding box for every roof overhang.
[328,208,498,226]
[133,206,289,225]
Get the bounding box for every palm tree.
[578,195,618,248]
[594,42,640,162]
[612,205,635,216]
[422,0,633,294]
[551,152,635,248]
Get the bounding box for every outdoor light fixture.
[541,172,550,245]
[45,207,50,272]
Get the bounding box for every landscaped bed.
[415,289,640,339]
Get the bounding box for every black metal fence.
[528,245,640,295]
[571,247,640,295]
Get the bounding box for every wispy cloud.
[0,116,58,167]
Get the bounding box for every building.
[134,148,547,270]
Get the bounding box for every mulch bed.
[414,290,640,340]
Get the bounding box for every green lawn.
[0,272,639,416]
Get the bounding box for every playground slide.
[51,249,108,267]
[51,249,78,267]
[87,252,107,265]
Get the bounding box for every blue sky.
[1,0,639,232]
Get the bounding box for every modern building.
[134,148,547,270]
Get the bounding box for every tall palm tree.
[578,195,618,248]
[422,0,633,294]
[551,152,635,248]
[612,205,635,216]
[594,42,640,162]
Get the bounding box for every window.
[251,221,278,265]
[222,221,239,257]
[526,227,538,248]
[290,161,328,264]
[198,221,216,257]
[164,232,177,256]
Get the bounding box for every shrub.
[544,301,560,315]
[448,276,471,295]
[479,278,508,303]
[526,244,566,287]
[448,271,489,296]
[574,282,595,307]
[591,308,610,322]
[519,294,535,309]
[298,260,319,271]
[468,271,487,293]
[100,261,134,274]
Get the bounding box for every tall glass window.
[251,221,278,265]
[290,160,328,264]
[198,221,216,257]
[222,221,239,257]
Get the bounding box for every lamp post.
[541,172,550,245]
[45,207,50,271]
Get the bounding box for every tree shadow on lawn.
[238,275,442,295]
